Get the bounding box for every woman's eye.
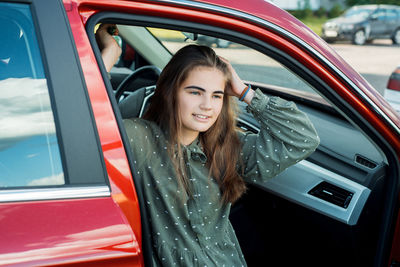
[190,91,200,95]
[213,94,223,99]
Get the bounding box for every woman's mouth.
[193,114,210,121]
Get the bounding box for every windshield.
[343,7,373,19]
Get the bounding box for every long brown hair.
[144,44,246,203]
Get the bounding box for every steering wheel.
[115,65,161,101]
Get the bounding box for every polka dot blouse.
[123,89,320,266]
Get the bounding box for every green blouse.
[123,89,320,266]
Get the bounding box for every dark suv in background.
[322,5,400,45]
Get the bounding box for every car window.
[386,9,398,21]
[372,9,386,21]
[344,7,373,19]
[149,28,316,95]
[0,3,64,188]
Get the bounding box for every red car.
[1,0,400,266]
[384,65,400,113]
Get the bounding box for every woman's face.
[177,66,225,145]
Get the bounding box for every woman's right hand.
[95,24,122,72]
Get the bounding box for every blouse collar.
[183,138,207,164]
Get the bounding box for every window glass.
[150,28,316,94]
[0,3,64,188]
[372,9,386,21]
[386,9,397,21]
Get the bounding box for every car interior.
[88,16,393,267]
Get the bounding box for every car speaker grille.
[355,154,377,169]
[308,181,353,209]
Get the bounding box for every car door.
[369,8,388,38]
[386,8,399,34]
[0,1,142,266]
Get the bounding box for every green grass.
[300,16,329,36]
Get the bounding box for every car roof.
[350,4,400,10]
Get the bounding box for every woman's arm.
[238,89,320,183]
[95,24,122,72]
[221,57,319,183]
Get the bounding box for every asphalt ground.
[330,40,400,95]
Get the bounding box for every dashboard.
[236,94,387,226]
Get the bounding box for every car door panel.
[0,197,140,266]
[370,9,387,38]
[0,0,142,265]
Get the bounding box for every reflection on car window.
[386,9,398,20]
[151,27,315,94]
[373,9,386,20]
[0,3,64,188]
[344,7,373,19]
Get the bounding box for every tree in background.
[315,6,327,17]
[294,0,313,19]
[328,4,344,18]
[346,0,399,5]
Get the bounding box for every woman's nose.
[199,96,212,110]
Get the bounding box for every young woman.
[122,44,320,266]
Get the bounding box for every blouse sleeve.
[123,118,155,168]
[238,89,320,183]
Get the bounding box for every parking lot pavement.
[330,40,400,95]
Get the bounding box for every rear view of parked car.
[322,4,400,45]
[384,65,400,112]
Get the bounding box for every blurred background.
[269,0,400,108]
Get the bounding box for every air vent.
[355,154,377,169]
[308,181,353,209]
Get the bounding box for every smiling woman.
[177,67,226,145]
[121,44,319,266]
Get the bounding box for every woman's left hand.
[220,56,254,103]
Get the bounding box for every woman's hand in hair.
[220,56,255,104]
[96,23,122,72]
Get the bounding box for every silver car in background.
[322,5,400,45]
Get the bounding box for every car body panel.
[64,0,144,259]
[0,0,144,265]
[0,198,140,266]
